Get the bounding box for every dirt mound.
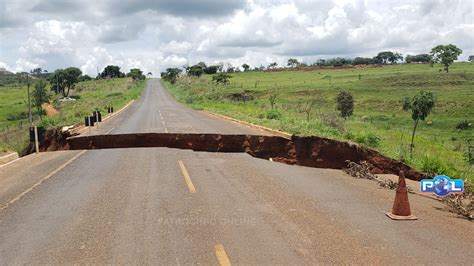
[41,103,59,116]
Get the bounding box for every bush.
[212,73,232,84]
[185,97,195,104]
[353,131,381,148]
[265,110,282,120]
[336,90,354,118]
[320,112,345,132]
[6,112,28,121]
[456,120,470,130]
[106,92,123,97]
[344,132,355,140]
[421,156,456,176]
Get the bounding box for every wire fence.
[0,116,40,152]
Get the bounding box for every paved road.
[0,80,472,264]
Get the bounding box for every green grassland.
[0,78,145,153]
[163,63,474,182]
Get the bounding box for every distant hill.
[0,68,14,75]
[0,69,20,86]
[0,69,51,87]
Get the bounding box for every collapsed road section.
[62,132,427,181]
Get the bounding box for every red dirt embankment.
[64,132,427,181]
[25,128,428,181]
[21,128,75,156]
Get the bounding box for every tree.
[62,67,82,97]
[127,68,146,81]
[203,65,218,74]
[301,99,316,121]
[405,54,432,64]
[468,55,474,62]
[49,70,66,95]
[268,62,278,69]
[241,63,250,71]
[78,75,92,82]
[217,62,224,72]
[401,91,435,155]
[389,52,403,64]
[187,64,204,77]
[31,68,42,77]
[197,62,207,69]
[336,90,354,118]
[269,94,277,111]
[315,59,326,66]
[100,65,124,78]
[32,80,50,120]
[161,68,182,84]
[287,58,299,68]
[430,44,462,73]
[212,73,232,85]
[375,51,394,64]
[353,57,374,65]
[48,68,81,97]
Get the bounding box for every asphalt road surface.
[0,80,472,264]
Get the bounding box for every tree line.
[27,65,149,120]
[162,44,468,83]
[47,65,148,98]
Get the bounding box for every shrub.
[336,90,354,118]
[265,110,282,120]
[420,156,456,176]
[212,73,232,84]
[6,112,28,121]
[344,132,355,140]
[354,131,381,148]
[456,120,470,130]
[320,112,345,132]
[106,92,123,97]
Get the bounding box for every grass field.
[163,63,474,182]
[0,78,145,153]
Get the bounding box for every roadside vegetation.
[162,57,473,183]
[0,65,146,153]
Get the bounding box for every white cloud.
[160,41,192,55]
[0,0,472,75]
[0,61,13,71]
[15,59,39,72]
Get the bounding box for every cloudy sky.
[0,0,472,76]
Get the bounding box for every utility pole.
[26,73,32,127]
[56,72,59,94]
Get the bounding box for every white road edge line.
[0,150,87,211]
[0,156,27,169]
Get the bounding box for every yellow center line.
[215,244,231,266]
[178,160,196,193]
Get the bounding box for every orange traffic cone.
[386,171,417,220]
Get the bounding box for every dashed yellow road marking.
[178,160,196,193]
[215,244,231,266]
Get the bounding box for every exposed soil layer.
[62,132,427,181]
[41,103,59,116]
[21,128,76,156]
